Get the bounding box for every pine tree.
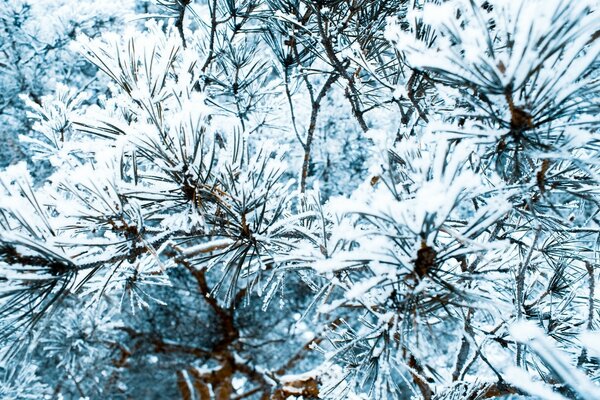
[1,0,599,398]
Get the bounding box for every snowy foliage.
[1,0,600,398]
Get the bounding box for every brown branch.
[0,244,74,273]
[407,353,433,400]
[178,260,239,350]
[232,386,264,400]
[314,5,368,133]
[200,0,218,73]
[406,71,429,123]
[174,1,191,49]
[284,63,305,148]
[452,309,473,381]
[300,72,340,193]
[272,376,319,400]
[177,370,193,400]
[168,239,317,399]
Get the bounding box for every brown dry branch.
[313,4,369,133]
[300,72,340,193]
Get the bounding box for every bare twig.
[313,4,368,133]
[300,72,339,193]
[174,0,191,48]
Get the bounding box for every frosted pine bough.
[0,0,599,398]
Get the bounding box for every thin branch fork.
[300,72,340,193]
[313,4,369,133]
